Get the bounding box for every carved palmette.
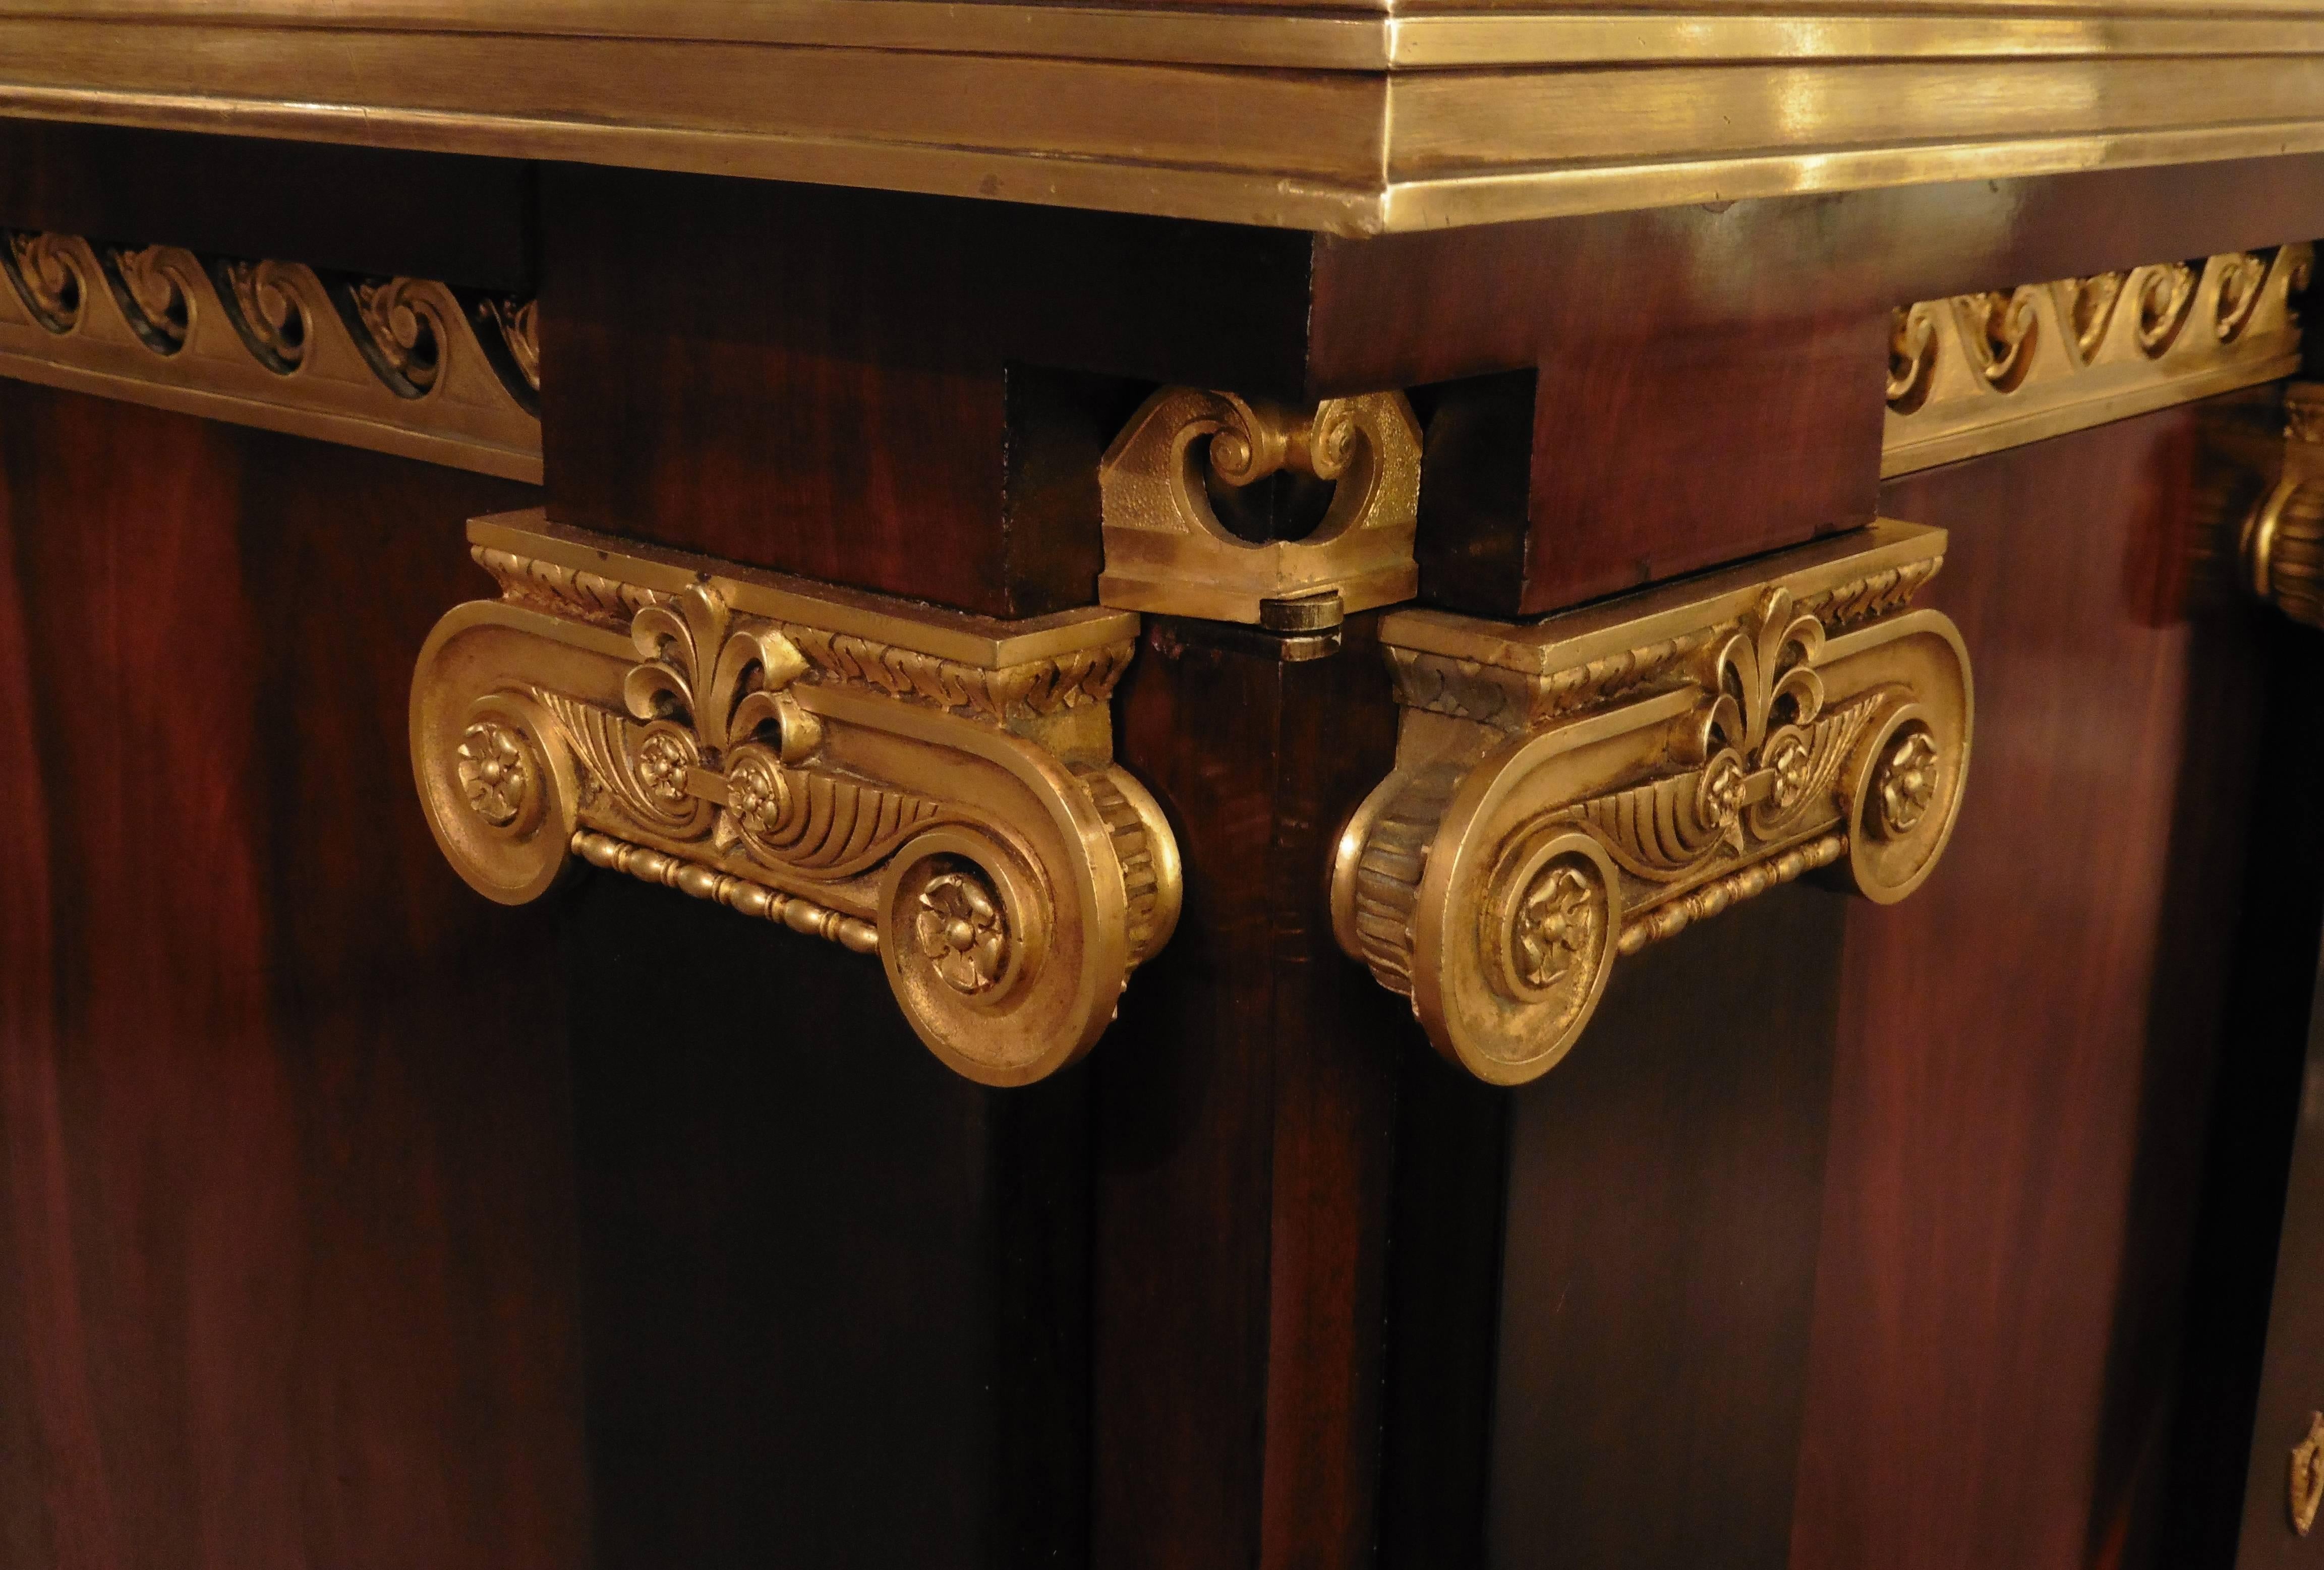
[412,510,1181,1086]
[1330,521,1971,1086]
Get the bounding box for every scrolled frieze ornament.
[1884,244,2308,477]
[0,228,539,479]
[412,510,1181,1086]
[1098,386,1420,628]
[1330,521,1971,1086]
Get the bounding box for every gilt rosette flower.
[1513,859,1602,998]
[915,869,1009,995]
[1699,751,1749,831]
[635,727,696,810]
[725,752,789,837]
[1764,729,1814,812]
[456,720,530,828]
[1872,728,1942,839]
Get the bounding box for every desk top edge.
[12,3,2324,233]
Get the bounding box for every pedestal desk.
[7,7,2324,1568]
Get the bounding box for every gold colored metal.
[12,6,2324,233]
[1885,246,2310,478]
[0,228,540,479]
[1331,521,1971,1086]
[411,510,1181,1086]
[2234,382,2324,630]
[2294,1412,2324,1536]
[1098,387,1419,625]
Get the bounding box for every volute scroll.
[2234,381,2324,630]
[1330,521,1973,1087]
[1097,385,1421,628]
[411,509,1181,1087]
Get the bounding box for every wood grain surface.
[0,119,533,289]
[1092,615,1405,1570]
[1317,154,2324,617]
[562,875,1094,1570]
[1475,885,1849,1570]
[1793,405,2278,1570]
[0,380,582,1570]
[539,167,1307,619]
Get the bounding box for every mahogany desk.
[5,7,2324,1567]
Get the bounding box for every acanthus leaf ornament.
[413,510,1181,1086]
[1331,521,1971,1086]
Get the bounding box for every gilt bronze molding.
[1331,522,1971,1086]
[412,510,1181,1086]
[17,8,2324,233]
[0,229,540,479]
[1098,386,1420,628]
[2231,381,2324,630]
[1884,244,2309,477]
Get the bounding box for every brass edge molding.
[412,509,1181,1086]
[1330,520,1971,1086]
[17,15,2324,234]
[0,229,540,479]
[1884,244,2310,478]
[30,3,2324,74]
[1098,387,1420,628]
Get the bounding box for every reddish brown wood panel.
[539,167,1308,619]
[1373,886,1849,1570]
[1488,884,1847,1570]
[561,874,1093,1570]
[1309,154,2324,398]
[1316,153,2324,618]
[1518,315,1883,612]
[1092,617,1405,1570]
[531,152,2324,628]
[1792,406,2272,1570]
[0,381,584,1570]
[0,120,534,289]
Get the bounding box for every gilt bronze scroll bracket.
[1330,521,1972,1086]
[411,510,1181,1086]
[1097,385,1421,630]
[2235,381,2324,630]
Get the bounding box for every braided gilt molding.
[0,229,539,479]
[1885,244,2309,478]
[414,510,1180,1086]
[1331,521,1971,1086]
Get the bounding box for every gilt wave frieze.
[0,228,540,478]
[1331,520,1971,1086]
[1885,245,2310,477]
[412,509,1182,1086]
